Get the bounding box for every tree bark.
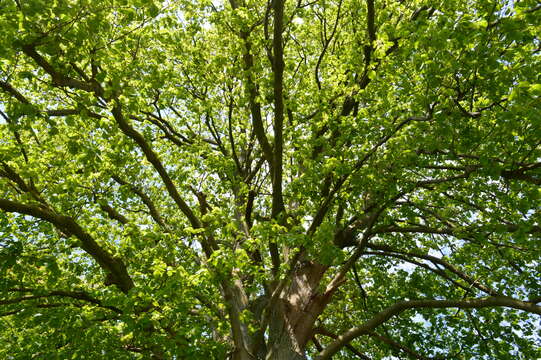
[264,261,329,359]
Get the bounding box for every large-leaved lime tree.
[1,0,540,358]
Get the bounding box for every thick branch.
[324,227,375,296]
[365,0,376,44]
[21,45,102,95]
[501,163,541,185]
[110,101,202,231]
[0,80,100,119]
[309,113,432,237]
[271,0,286,218]
[233,2,274,172]
[0,80,30,103]
[0,198,134,293]
[316,296,541,359]
[313,327,371,359]
[0,162,42,202]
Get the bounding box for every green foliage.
[1,0,540,359]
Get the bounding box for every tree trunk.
[265,299,306,360]
[264,261,330,359]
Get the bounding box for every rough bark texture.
[265,261,329,359]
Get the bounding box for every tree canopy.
[1,0,540,358]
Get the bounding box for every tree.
[0,0,540,358]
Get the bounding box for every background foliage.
[0,0,540,358]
